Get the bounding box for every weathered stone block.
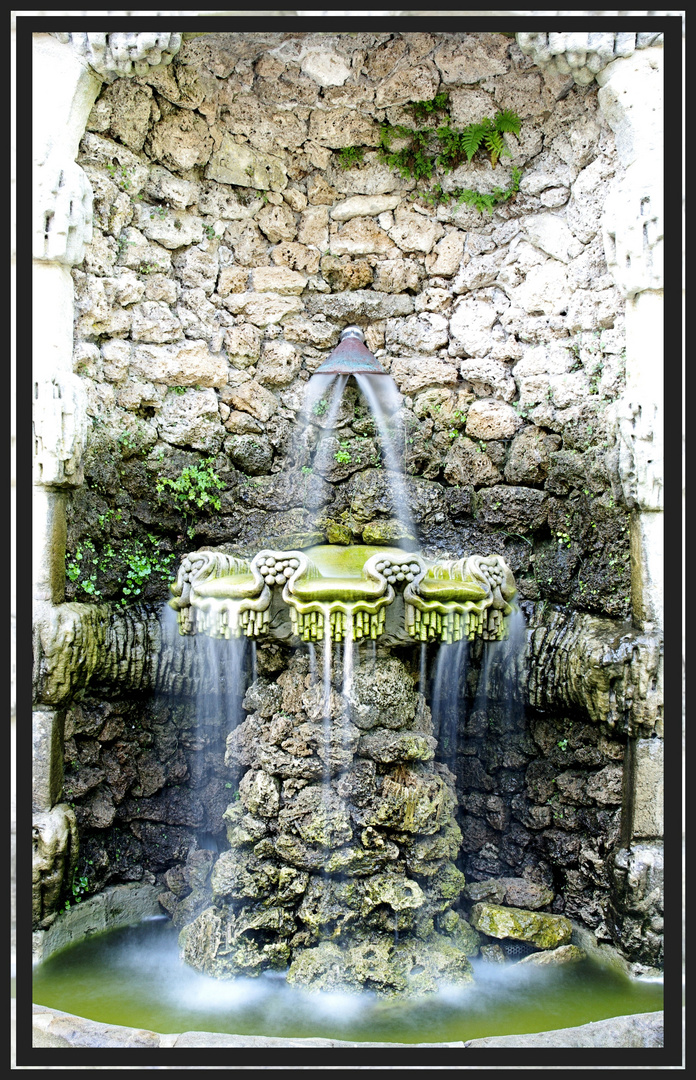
[386,313,449,354]
[464,399,522,440]
[130,339,227,386]
[206,135,287,192]
[470,902,572,948]
[389,357,459,395]
[156,387,224,451]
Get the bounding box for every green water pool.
[32,918,662,1044]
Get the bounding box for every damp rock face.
[179,653,477,994]
[469,901,572,949]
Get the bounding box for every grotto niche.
[31,26,666,1034]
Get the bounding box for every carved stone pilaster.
[33,374,88,488]
[602,169,663,300]
[33,155,94,266]
[50,32,182,82]
[516,31,664,86]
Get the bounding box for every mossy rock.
[470,902,572,949]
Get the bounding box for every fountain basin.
[31,905,664,1048]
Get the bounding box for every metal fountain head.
[313,326,389,377]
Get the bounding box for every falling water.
[354,372,417,545]
[159,603,249,856]
[471,606,527,737]
[341,622,354,700]
[430,637,469,772]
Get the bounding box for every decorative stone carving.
[33,156,93,265]
[32,803,78,929]
[169,544,517,645]
[50,32,182,82]
[404,554,516,643]
[525,605,663,735]
[515,32,663,86]
[33,374,88,488]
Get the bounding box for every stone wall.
[66,30,632,624]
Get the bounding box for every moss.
[470,902,572,949]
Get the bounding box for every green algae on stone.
[470,902,572,949]
[286,930,475,997]
[516,944,587,967]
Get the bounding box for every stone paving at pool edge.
[29,1004,663,1050]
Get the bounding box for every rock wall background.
[45,31,663,968]
[66,30,631,619]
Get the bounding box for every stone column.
[32,34,102,812]
[596,49,666,971]
[30,33,183,923]
[516,31,668,971]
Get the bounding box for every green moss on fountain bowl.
[307,544,411,576]
[194,573,259,600]
[417,575,489,604]
[290,544,407,603]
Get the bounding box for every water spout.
[313,326,389,377]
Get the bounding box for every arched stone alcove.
[26,18,669,997]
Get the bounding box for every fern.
[495,109,522,137]
[461,122,490,162]
[483,127,508,168]
[407,91,450,122]
[348,98,522,214]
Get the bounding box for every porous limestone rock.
[516,944,587,967]
[470,902,572,949]
[182,654,469,993]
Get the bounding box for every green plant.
[106,161,136,191]
[117,235,137,256]
[156,459,225,537]
[66,531,176,606]
[336,145,365,169]
[66,539,102,599]
[203,223,217,240]
[557,738,569,751]
[312,397,329,417]
[406,91,450,123]
[120,536,176,602]
[172,386,187,395]
[301,466,313,474]
[334,442,352,465]
[63,871,90,911]
[556,532,572,548]
[357,96,522,213]
[118,431,137,452]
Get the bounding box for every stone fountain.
[163,329,528,996]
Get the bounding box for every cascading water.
[353,370,417,544]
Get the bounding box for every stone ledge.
[30,1003,663,1049]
